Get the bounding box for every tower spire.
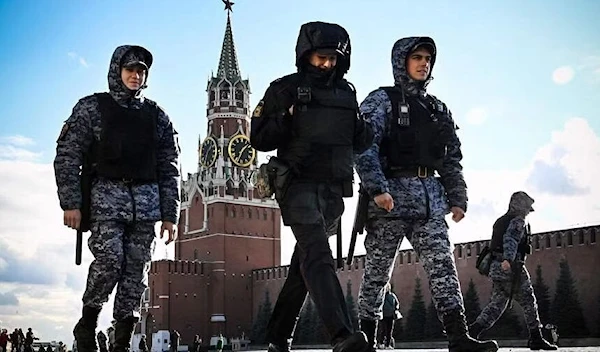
[216,0,240,81]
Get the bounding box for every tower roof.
[216,12,241,82]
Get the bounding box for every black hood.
[294,21,351,76]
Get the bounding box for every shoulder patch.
[252,100,265,118]
[57,122,69,142]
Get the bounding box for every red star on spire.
[222,0,234,12]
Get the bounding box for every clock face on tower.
[200,136,218,168]
[228,134,256,168]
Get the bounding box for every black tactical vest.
[490,213,515,253]
[490,213,532,258]
[380,86,448,172]
[94,93,159,182]
[279,82,358,181]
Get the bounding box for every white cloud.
[552,66,575,85]
[3,117,600,342]
[67,52,89,68]
[0,145,42,162]
[0,135,35,147]
[0,142,172,344]
[280,116,600,264]
[0,135,42,162]
[444,116,600,245]
[465,107,488,125]
[578,55,600,80]
[554,56,600,85]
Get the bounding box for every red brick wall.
[153,221,599,347]
[252,226,600,334]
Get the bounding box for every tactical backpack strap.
[143,99,161,143]
[380,86,410,127]
[93,92,112,116]
[424,94,448,114]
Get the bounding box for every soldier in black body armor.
[250,21,374,352]
[471,191,558,350]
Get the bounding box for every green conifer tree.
[464,278,482,325]
[251,290,273,344]
[293,295,312,344]
[404,277,427,341]
[551,259,589,337]
[311,297,328,344]
[532,264,552,324]
[424,300,444,340]
[487,305,523,339]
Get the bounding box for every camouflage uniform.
[355,37,498,352]
[471,192,557,350]
[54,45,180,352]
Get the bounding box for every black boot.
[528,328,558,350]
[443,310,499,352]
[469,321,486,340]
[332,331,369,352]
[73,306,100,352]
[267,342,289,352]
[359,319,377,352]
[112,317,137,352]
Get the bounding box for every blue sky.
[1,0,599,170]
[0,0,599,344]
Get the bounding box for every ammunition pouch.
[254,156,293,200]
[517,237,532,257]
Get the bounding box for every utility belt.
[384,166,436,179]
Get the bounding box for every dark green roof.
[216,13,240,82]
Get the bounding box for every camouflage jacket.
[354,36,467,220]
[53,45,181,224]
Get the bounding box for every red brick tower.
[145,4,281,346]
